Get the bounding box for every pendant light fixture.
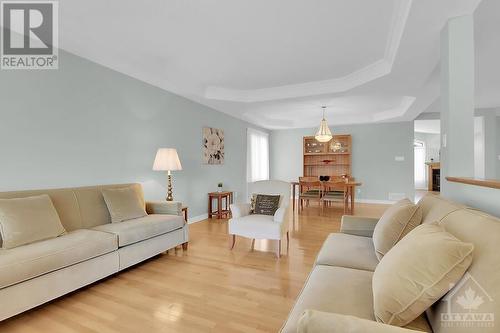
[315,106,333,142]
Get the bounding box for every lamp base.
[166,173,173,201]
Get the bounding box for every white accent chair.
[228,180,291,258]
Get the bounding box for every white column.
[440,15,475,196]
[483,110,498,179]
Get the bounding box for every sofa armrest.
[230,203,251,218]
[146,201,182,216]
[340,215,379,237]
[298,310,422,333]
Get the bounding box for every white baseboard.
[188,214,208,224]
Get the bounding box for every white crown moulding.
[205,0,413,103]
[372,96,416,122]
[242,95,417,130]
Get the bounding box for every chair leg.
[277,239,281,258]
[344,194,348,215]
[286,231,290,251]
[229,234,236,250]
[251,238,255,250]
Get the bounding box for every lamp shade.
[315,106,333,142]
[315,118,333,142]
[153,148,182,171]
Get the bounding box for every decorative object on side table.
[153,148,182,201]
[203,127,224,164]
[217,182,223,192]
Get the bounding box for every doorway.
[414,119,441,201]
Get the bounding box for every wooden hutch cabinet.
[303,135,352,177]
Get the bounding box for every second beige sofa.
[0,183,188,321]
[281,194,500,333]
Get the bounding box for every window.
[247,128,269,182]
[414,140,426,189]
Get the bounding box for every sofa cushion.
[418,194,464,225]
[427,209,500,333]
[280,265,375,333]
[280,265,432,333]
[253,194,281,215]
[373,199,422,260]
[0,229,117,289]
[297,311,428,333]
[0,183,145,232]
[102,186,147,223]
[315,233,379,271]
[373,223,473,327]
[0,195,66,249]
[92,214,184,247]
[228,214,281,240]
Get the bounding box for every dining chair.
[298,176,321,198]
[321,180,348,214]
[298,180,322,213]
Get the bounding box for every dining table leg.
[350,186,355,214]
[292,183,296,213]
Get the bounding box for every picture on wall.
[203,127,224,164]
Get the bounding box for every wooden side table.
[208,191,233,219]
[181,206,188,250]
[182,206,188,223]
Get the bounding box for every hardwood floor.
[0,202,388,333]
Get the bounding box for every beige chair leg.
[229,234,236,250]
[277,239,281,258]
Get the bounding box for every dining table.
[290,180,362,214]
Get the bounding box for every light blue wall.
[270,122,414,202]
[0,50,265,219]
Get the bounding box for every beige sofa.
[281,194,500,333]
[0,183,188,321]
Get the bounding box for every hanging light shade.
[315,106,333,142]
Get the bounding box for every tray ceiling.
[56,0,486,129]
